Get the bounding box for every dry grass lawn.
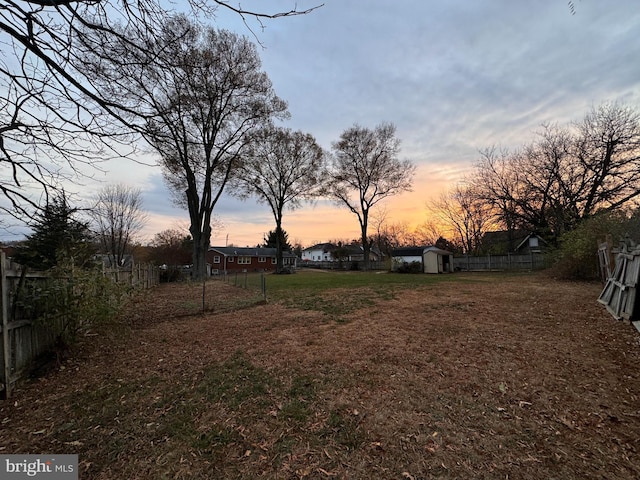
[1,271,639,479]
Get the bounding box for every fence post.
[1,252,11,398]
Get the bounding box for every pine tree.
[15,192,93,269]
[262,229,292,252]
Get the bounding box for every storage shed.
[423,246,454,274]
[391,246,453,274]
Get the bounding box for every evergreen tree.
[262,229,292,252]
[15,192,93,270]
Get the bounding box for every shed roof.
[423,246,453,256]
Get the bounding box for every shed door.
[441,254,451,273]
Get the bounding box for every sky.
[5,0,640,248]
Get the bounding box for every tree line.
[4,2,638,281]
[2,3,414,277]
[427,102,640,262]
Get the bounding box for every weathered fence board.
[0,253,52,399]
[102,262,160,289]
[1,254,159,399]
[1,253,9,400]
[453,253,546,272]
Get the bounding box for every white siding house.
[391,247,424,268]
[301,243,334,262]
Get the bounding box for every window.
[258,256,266,263]
[213,256,220,264]
[271,257,276,264]
[529,237,539,248]
[228,256,234,263]
[238,256,251,265]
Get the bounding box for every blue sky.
[5,1,640,247]
[206,1,640,247]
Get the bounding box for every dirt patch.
[1,273,639,479]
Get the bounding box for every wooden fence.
[1,254,159,399]
[102,262,160,289]
[453,253,546,271]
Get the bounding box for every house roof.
[302,242,383,258]
[209,246,296,258]
[302,242,335,252]
[514,233,547,252]
[482,229,531,244]
[481,230,546,253]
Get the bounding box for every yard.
[1,271,639,479]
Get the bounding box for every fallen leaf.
[64,440,83,446]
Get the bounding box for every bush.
[549,211,640,280]
[13,263,132,344]
[396,261,423,274]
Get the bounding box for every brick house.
[207,246,297,274]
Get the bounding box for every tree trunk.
[361,220,370,270]
[190,226,211,281]
[275,220,284,273]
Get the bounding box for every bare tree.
[234,127,324,273]
[325,123,415,269]
[91,184,147,267]
[371,205,449,253]
[473,146,524,246]
[149,228,193,268]
[473,103,640,243]
[575,102,640,216]
[0,1,319,218]
[412,220,447,247]
[84,16,288,279]
[429,182,495,254]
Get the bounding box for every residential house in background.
[390,247,424,266]
[207,246,297,274]
[301,243,335,262]
[481,230,546,255]
[301,242,383,268]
